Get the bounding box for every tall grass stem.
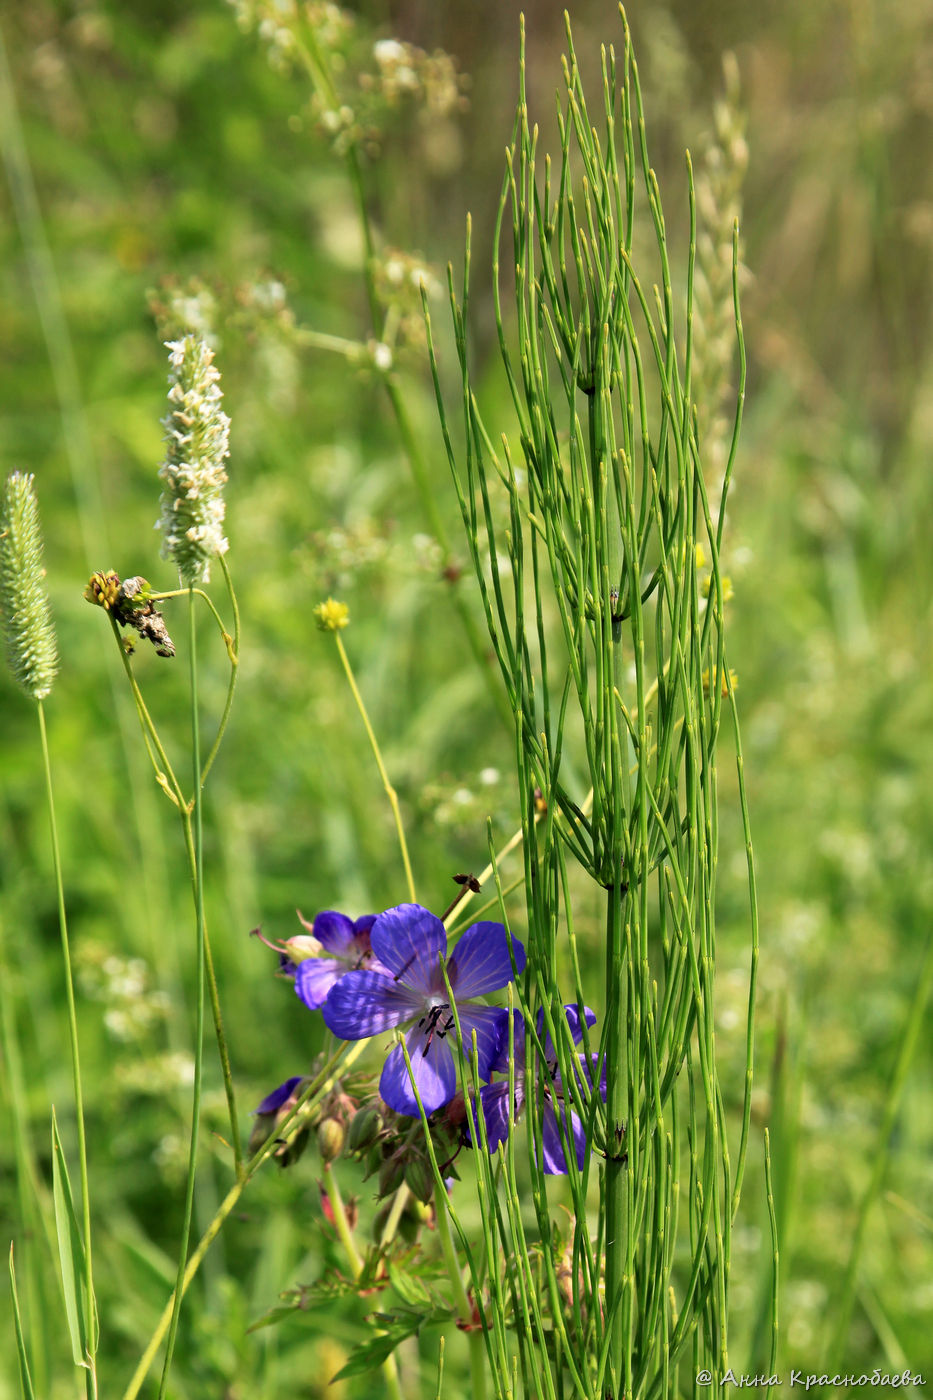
[38,699,97,1397]
[157,587,207,1398]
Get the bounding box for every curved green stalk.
[110,613,241,1170]
[288,21,512,731]
[333,631,416,902]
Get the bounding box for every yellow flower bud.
[313,597,350,632]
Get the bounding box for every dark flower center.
[417,1002,456,1055]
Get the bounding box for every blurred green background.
[1,0,931,1394]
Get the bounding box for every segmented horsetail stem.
[0,472,58,700]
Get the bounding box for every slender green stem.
[178,811,242,1176]
[9,1245,37,1400]
[378,1185,411,1249]
[292,327,367,358]
[200,556,240,785]
[321,1162,363,1273]
[826,925,933,1367]
[121,1042,369,1400]
[38,700,97,1396]
[321,1163,404,1400]
[110,591,241,1168]
[382,375,513,731]
[333,631,416,902]
[291,22,512,731]
[111,619,184,806]
[602,882,629,1400]
[435,1192,487,1400]
[763,1129,780,1374]
[157,587,206,1398]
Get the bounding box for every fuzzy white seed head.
[156,336,231,584]
[0,472,58,701]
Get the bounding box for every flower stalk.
[0,473,96,1396]
[318,609,417,904]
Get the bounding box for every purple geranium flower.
[323,902,526,1117]
[292,910,387,1011]
[469,1004,606,1174]
[254,1077,304,1116]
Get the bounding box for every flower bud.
[316,1117,346,1163]
[378,1151,405,1198]
[281,934,320,965]
[313,597,349,632]
[348,1105,384,1155]
[403,1153,436,1205]
[362,1142,384,1181]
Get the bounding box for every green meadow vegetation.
[1,0,931,1395]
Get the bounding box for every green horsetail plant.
[426,10,761,1397]
[0,472,98,1397]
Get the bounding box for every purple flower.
[248,1076,312,1163]
[254,1077,305,1116]
[292,910,387,1011]
[322,902,526,1117]
[469,1004,605,1174]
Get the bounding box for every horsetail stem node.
[0,472,59,700]
[156,335,231,584]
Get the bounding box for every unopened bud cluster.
[347,1098,458,1209]
[0,472,58,700]
[156,336,230,584]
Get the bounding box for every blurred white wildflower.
[371,247,442,356]
[369,339,393,372]
[368,36,466,117]
[156,336,231,584]
[0,472,58,701]
[77,944,169,1043]
[230,0,352,76]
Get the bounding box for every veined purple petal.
[448,921,526,997]
[294,957,343,1011]
[471,1081,516,1153]
[457,1005,511,1081]
[380,1024,456,1116]
[307,910,357,954]
[322,969,421,1040]
[371,904,446,992]
[557,1052,607,1102]
[489,1009,527,1076]
[537,1003,598,1061]
[254,1077,303,1115]
[539,1102,589,1174]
